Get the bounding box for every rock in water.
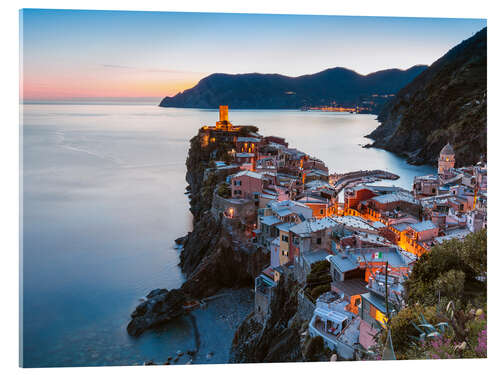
[127,289,187,337]
[175,235,188,246]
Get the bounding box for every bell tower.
[438,143,455,175]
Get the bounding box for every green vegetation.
[405,229,486,308]
[377,229,487,360]
[379,305,440,360]
[200,172,218,208]
[159,67,426,112]
[371,28,486,166]
[305,260,332,301]
[217,182,231,199]
[403,305,487,359]
[303,335,333,362]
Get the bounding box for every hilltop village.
[127,105,486,362]
[195,106,487,359]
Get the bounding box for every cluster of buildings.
[201,107,487,359]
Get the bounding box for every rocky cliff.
[367,28,486,166]
[230,272,333,363]
[230,274,305,363]
[127,129,269,336]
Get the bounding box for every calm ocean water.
[20,103,434,367]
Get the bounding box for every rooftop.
[276,208,293,217]
[302,249,331,267]
[235,152,255,158]
[351,185,404,194]
[440,142,455,156]
[408,220,437,232]
[327,254,359,273]
[392,223,411,232]
[233,170,263,179]
[259,215,282,226]
[329,215,376,231]
[277,222,296,232]
[331,279,369,297]
[237,137,261,143]
[434,228,471,244]
[370,191,418,205]
[327,247,411,273]
[305,180,332,190]
[361,292,389,314]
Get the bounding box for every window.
[282,235,289,243]
[320,209,324,215]
[316,237,322,245]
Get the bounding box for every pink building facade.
[231,171,264,200]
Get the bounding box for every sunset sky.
[20,9,486,101]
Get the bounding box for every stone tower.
[216,105,232,130]
[438,143,455,175]
[219,105,228,122]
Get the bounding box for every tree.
[405,229,486,307]
[380,230,487,359]
[217,183,231,199]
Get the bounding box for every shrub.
[411,306,487,359]
[304,336,326,361]
[311,284,331,300]
[217,183,231,199]
[381,305,439,359]
[305,260,332,301]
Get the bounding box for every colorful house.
[231,170,264,200]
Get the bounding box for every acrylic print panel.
[19,8,487,367]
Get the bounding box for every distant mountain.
[367,28,486,166]
[159,65,427,112]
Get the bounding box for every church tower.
[438,143,455,175]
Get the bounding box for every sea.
[20,102,435,367]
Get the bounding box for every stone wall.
[254,287,273,324]
[211,190,257,225]
[297,288,316,322]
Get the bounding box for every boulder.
[175,235,188,246]
[127,289,187,337]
